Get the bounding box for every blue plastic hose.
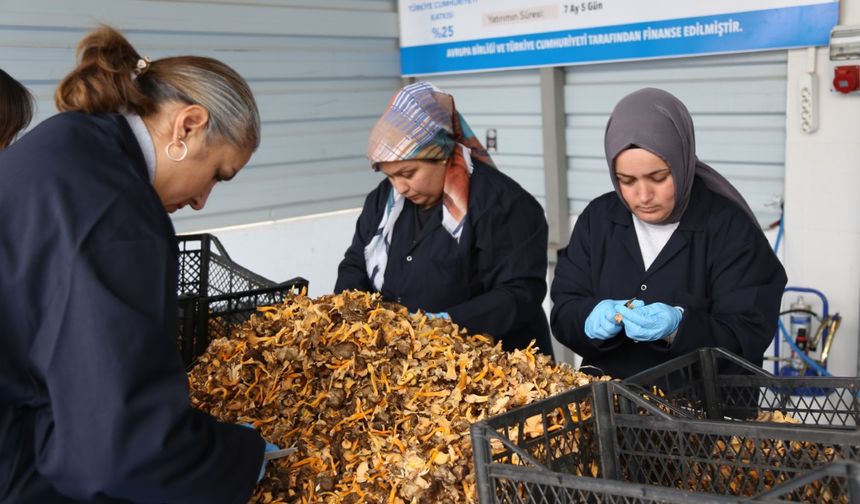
[770,214,833,376]
[772,214,784,373]
[773,213,784,255]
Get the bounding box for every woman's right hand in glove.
[584,299,644,340]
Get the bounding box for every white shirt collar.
[631,214,679,271]
[122,113,156,183]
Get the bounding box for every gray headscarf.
[604,88,757,225]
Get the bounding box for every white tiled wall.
[782,2,860,377]
[204,209,361,298]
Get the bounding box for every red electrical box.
[833,65,860,94]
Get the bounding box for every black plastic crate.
[471,381,860,503]
[176,233,308,368]
[757,461,860,502]
[624,348,860,428]
[479,461,860,503]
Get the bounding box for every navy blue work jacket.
[551,178,787,378]
[335,161,552,356]
[0,113,261,503]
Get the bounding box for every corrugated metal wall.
[424,70,546,206]
[2,3,787,230]
[412,51,787,228]
[1,0,401,232]
[564,51,787,227]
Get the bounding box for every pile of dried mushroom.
[188,290,604,503]
[691,411,846,502]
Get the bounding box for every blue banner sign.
[398,1,839,75]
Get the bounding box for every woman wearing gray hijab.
[550,88,786,378]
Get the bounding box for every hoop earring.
[165,139,188,162]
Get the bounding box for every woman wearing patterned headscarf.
[336,82,552,356]
[551,88,786,378]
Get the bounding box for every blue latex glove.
[426,312,451,320]
[584,299,644,340]
[240,423,280,483]
[615,302,683,342]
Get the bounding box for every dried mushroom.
[188,290,605,503]
[683,410,847,502]
[631,386,848,501]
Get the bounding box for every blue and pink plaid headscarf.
[364,82,494,290]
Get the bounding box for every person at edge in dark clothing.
[0,26,278,503]
[335,81,553,357]
[0,67,35,149]
[551,88,786,379]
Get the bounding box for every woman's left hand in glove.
[614,302,683,342]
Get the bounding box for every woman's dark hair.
[55,26,260,152]
[0,69,35,149]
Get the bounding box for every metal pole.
[540,67,573,363]
[540,66,570,255]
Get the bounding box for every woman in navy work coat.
[335,82,552,356]
[551,88,787,379]
[0,27,269,503]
